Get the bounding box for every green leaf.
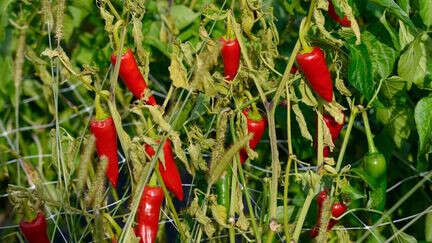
[414,96,432,156]
[170,5,200,30]
[369,0,415,29]
[340,178,365,200]
[362,32,398,80]
[352,167,377,189]
[399,21,414,50]
[419,0,432,27]
[379,106,414,148]
[396,0,410,13]
[380,76,408,105]
[347,41,375,100]
[397,34,427,88]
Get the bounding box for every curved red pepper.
[145,140,184,201]
[135,186,164,243]
[220,38,240,81]
[328,1,351,27]
[90,116,119,187]
[323,113,345,141]
[310,190,347,238]
[296,47,333,102]
[111,49,157,105]
[19,212,50,243]
[315,113,345,157]
[240,109,267,164]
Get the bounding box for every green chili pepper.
[361,110,387,222]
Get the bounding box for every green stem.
[299,0,317,53]
[292,188,315,241]
[94,95,108,121]
[317,105,324,167]
[283,83,293,241]
[264,230,274,243]
[361,109,377,153]
[244,91,261,121]
[283,156,293,241]
[335,105,358,172]
[237,147,261,242]
[229,116,238,243]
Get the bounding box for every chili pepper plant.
[1,0,432,242]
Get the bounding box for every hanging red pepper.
[90,96,119,187]
[290,65,298,74]
[111,49,157,105]
[240,109,267,164]
[296,47,333,102]
[328,1,351,27]
[220,38,240,81]
[315,113,345,157]
[135,186,164,243]
[145,140,184,201]
[310,190,347,238]
[19,212,50,243]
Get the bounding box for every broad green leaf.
[419,0,432,27]
[347,41,375,100]
[414,96,432,156]
[396,0,410,13]
[380,76,409,105]
[376,104,414,143]
[398,34,427,87]
[399,21,414,50]
[362,31,398,80]
[170,5,200,30]
[369,0,414,29]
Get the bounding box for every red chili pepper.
[220,38,240,81]
[317,189,329,207]
[323,113,345,141]
[315,113,345,157]
[331,201,347,218]
[19,212,50,243]
[111,49,157,105]
[310,190,347,238]
[240,109,267,164]
[296,47,333,102]
[90,116,119,187]
[135,186,164,243]
[290,65,298,74]
[328,1,351,27]
[145,140,184,201]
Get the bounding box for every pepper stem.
[94,95,109,121]
[245,91,262,121]
[299,0,317,53]
[149,171,157,187]
[361,109,377,153]
[22,202,33,221]
[226,12,234,40]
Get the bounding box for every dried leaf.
[169,45,189,88]
[292,104,312,141]
[210,204,229,228]
[208,134,252,185]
